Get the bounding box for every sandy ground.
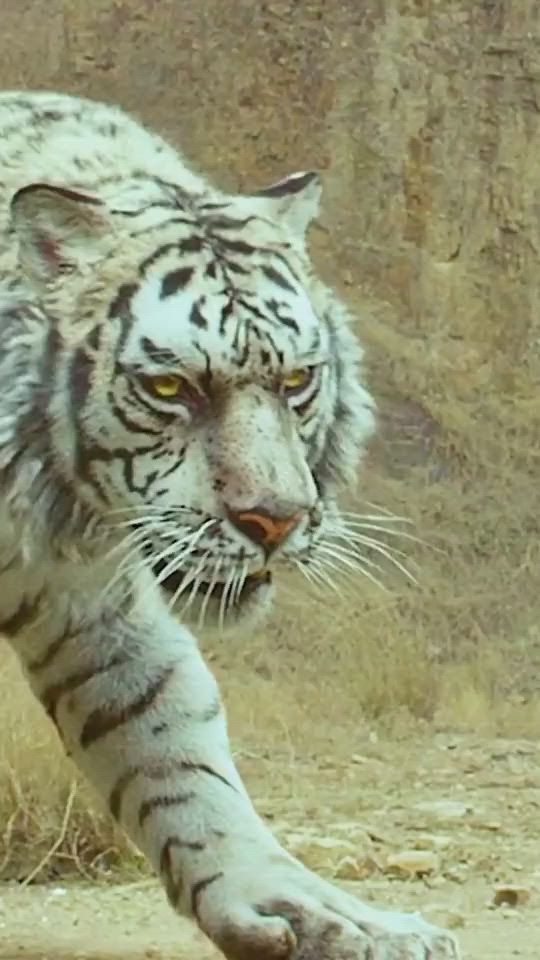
[1,732,538,959]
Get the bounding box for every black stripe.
[42,653,128,726]
[0,595,42,638]
[108,391,162,436]
[161,834,205,858]
[160,837,187,907]
[261,264,296,293]
[69,345,93,407]
[109,200,179,218]
[28,619,76,672]
[139,792,195,827]
[189,303,207,328]
[215,237,255,256]
[218,297,235,336]
[265,298,300,334]
[139,242,180,276]
[108,283,138,319]
[256,170,319,198]
[191,872,224,919]
[160,267,194,298]
[80,666,173,748]
[140,336,179,366]
[179,761,238,792]
[235,296,278,326]
[109,768,139,820]
[180,236,204,254]
[207,215,258,231]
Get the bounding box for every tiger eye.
[148,375,185,399]
[281,368,313,395]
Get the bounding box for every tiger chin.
[160,563,276,631]
[0,91,460,960]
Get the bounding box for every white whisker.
[339,510,412,525]
[330,528,411,562]
[232,562,249,607]
[148,519,217,592]
[321,534,413,563]
[178,551,213,618]
[219,567,237,632]
[342,524,430,550]
[100,531,154,603]
[314,549,388,593]
[166,564,198,616]
[317,541,387,576]
[303,556,343,596]
[198,556,223,630]
[101,524,150,563]
[105,504,192,518]
[327,536,417,583]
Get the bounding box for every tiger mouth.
[155,563,272,606]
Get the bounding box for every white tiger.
[0,91,459,959]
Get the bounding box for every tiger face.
[10,173,375,624]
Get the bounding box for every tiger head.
[10,172,376,625]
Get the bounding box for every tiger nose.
[226,505,302,558]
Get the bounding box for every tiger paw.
[192,857,461,959]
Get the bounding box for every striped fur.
[0,92,459,960]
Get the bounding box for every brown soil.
[1,732,539,959]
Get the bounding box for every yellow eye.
[148,374,185,399]
[281,368,313,395]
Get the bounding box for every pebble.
[385,849,439,877]
[492,885,531,908]
[413,800,470,819]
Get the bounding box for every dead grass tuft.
[0,648,146,882]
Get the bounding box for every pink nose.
[226,505,301,557]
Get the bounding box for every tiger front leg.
[15,602,460,960]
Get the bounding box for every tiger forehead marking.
[119,234,327,382]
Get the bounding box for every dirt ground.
[1,732,539,959]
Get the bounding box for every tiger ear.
[252,170,322,240]
[10,183,112,282]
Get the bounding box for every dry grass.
[1,0,539,890]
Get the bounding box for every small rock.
[492,885,531,908]
[413,800,470,820]
[288,833,358,873]
[414,833,453,851]
[350,753,384,767]
[444,866,469,884]
[334,854,381,880]
[427,875,447,888]
[385,850,439,877]
[479,820,502,832]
